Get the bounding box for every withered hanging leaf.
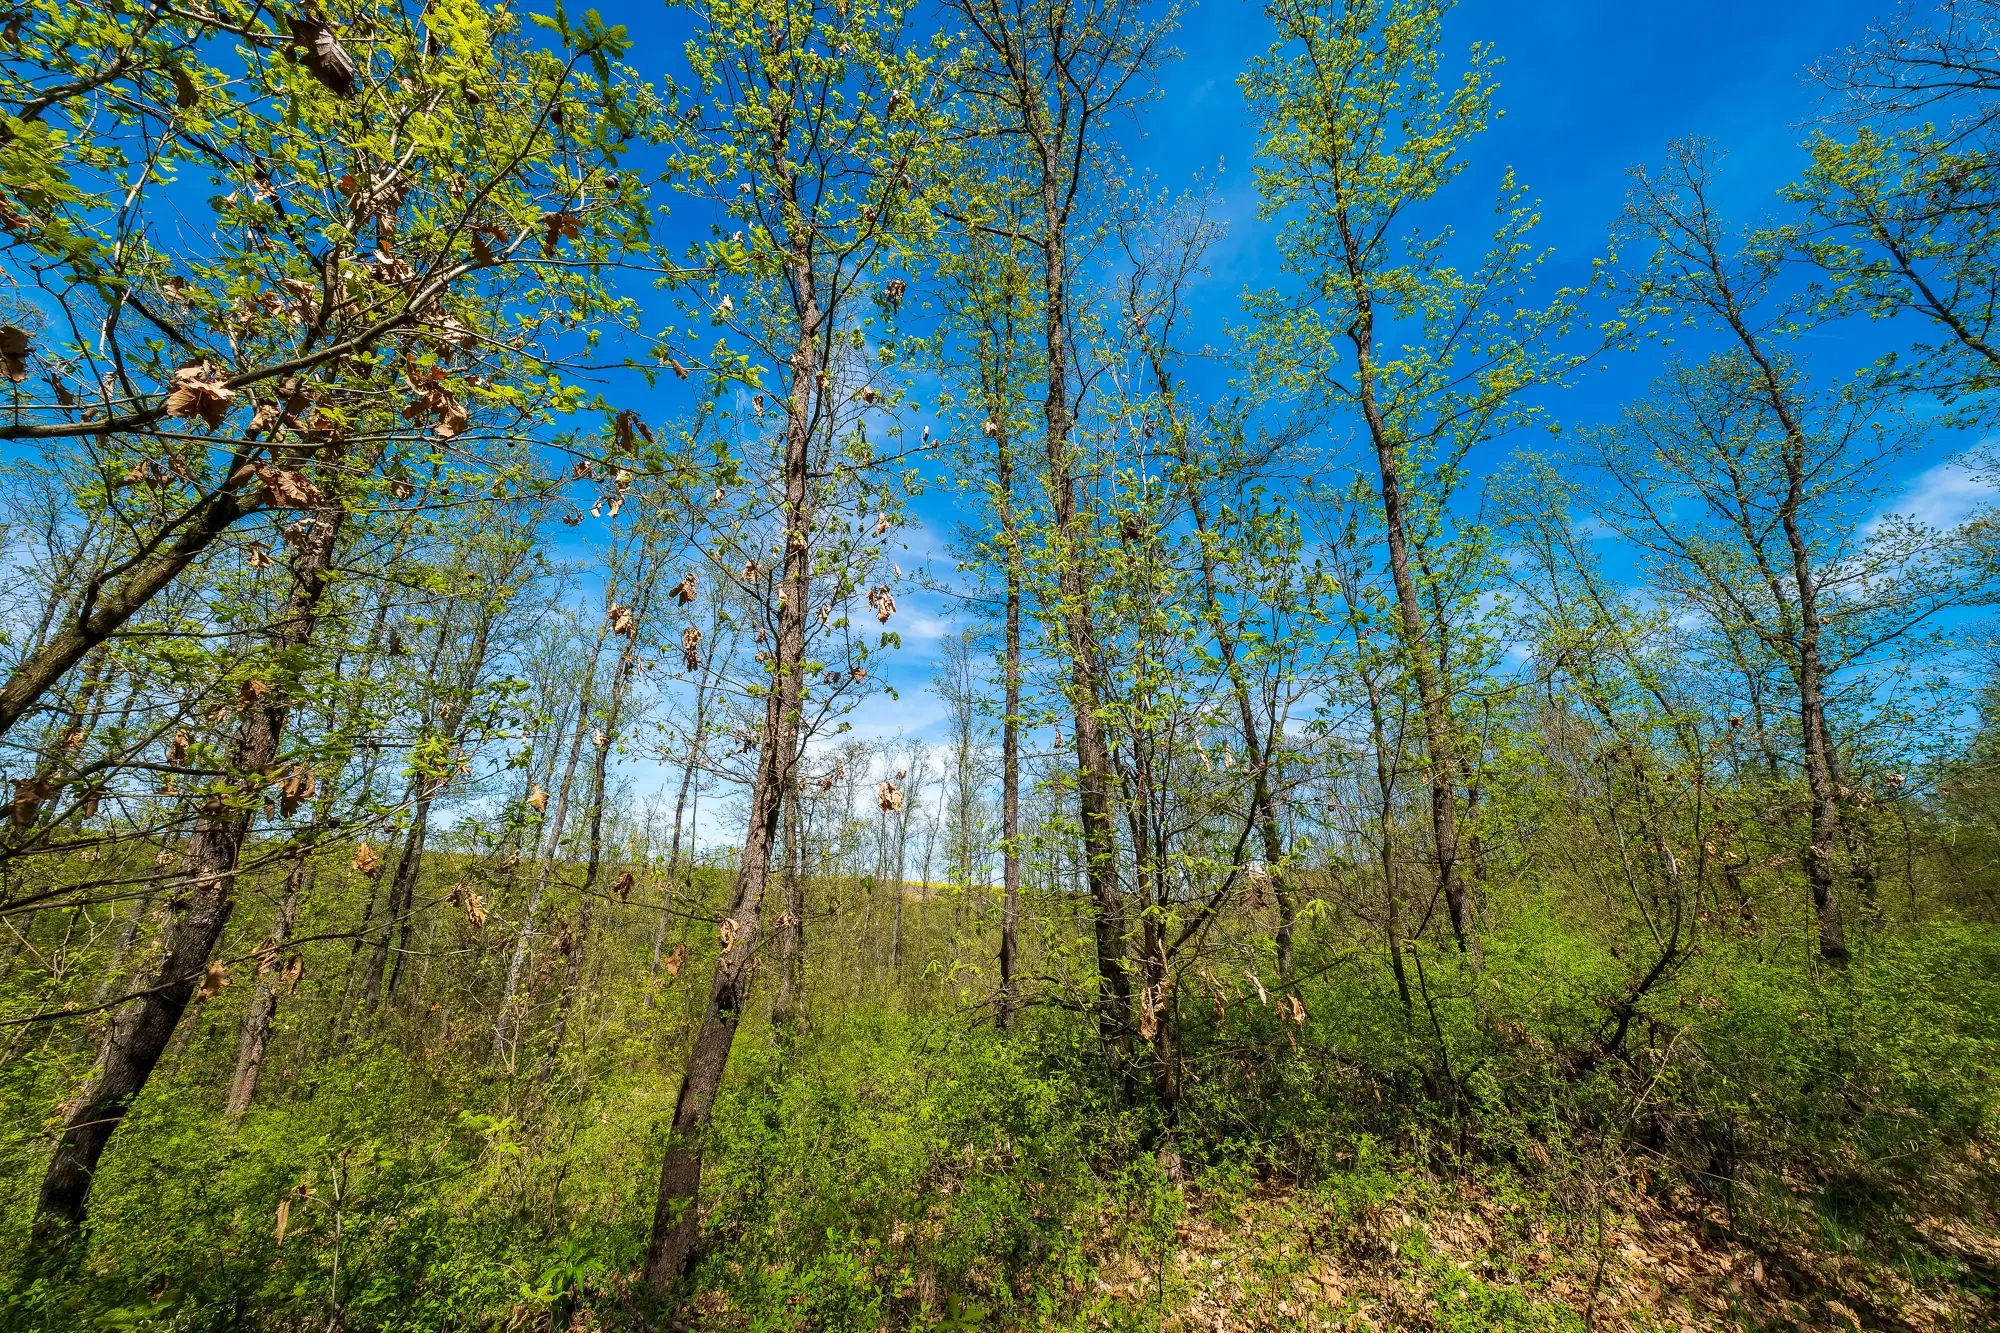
[278,762,315,818]
[607,604,636,638]
[166,362,234,428]
[876,780,903,814]
[873,512,890,537]
[194,960,230,1001]
[451,884,488,927]
[236,677,270,712]
[11,776,53,828]
[245,541,274,570]
[613,408,653,449]
[526,784,548,814]
[403,375,469,440]
[672,572,698,606]
[0,325,29,384]
[663,941,687,976]
[351,841,382,878]
[290,16,358,98]
[883,277,907,312]
[539,210,581,257]
[681,624,701,671]
[867,584,896,624]
[1243,969,1268,1007]
[1286,992,1306,1026]
[612,869,635,901]
[433,392,468,440]
[250,463,318,509]
[275,1196,292,1244]
[281,953,303,994]
[718,917,738,953]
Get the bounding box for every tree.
[947,0,1177,1060]
[641,0,946,1286]
[1586,141,1981,962]
[1244,0,1582,966]
[0,0,661,746]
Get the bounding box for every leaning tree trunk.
[643,250,819,1293]
[35,475,343,1244]
[225,849,310,1121]
[494,634,602,1065]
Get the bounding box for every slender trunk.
[995,429,1024,1027]
[35,474,341,1243]
[362,778,429,1015]
[644,249,820,1292]
[495,641,602,1064]
[225,851,308,1121]
[1153,366,1294,980]
[770,779,805,1031]
[1341,264,1479,968]
[1362,665,1415,1015]
[543,584,651,1078]
[1728,309,1848,963]
[1035,150,1127,1055]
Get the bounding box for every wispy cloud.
[1867,458,1998,535]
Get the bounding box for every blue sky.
[595,0,1994,831]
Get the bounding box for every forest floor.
[1052,1166,2000,1333]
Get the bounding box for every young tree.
[641,0,945,1287]
[947,0,1177,1059]
[1586,142,1981,962]
[1243,0,1582,966]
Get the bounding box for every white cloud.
[1868,459,1998,534]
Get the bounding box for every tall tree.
[642,0,945,1286]
[948,0,1176,1060]
[1244,0,1580,966]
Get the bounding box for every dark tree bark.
[643,241,819,1293]
[35,476,343,1243]
[225,850,309,1121]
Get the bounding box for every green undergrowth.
[2,919,1996,1331]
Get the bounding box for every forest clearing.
[0,0,1998,1327]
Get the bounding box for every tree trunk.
[35,476,341,1243]
[1035,147,1128,1055]
[1344,273,1480,969]
[494,640,602,1065]
[996,431,1024,1028]
[643,251,819,1292]
[770,779,806,1032]
[225,850,308,1121]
